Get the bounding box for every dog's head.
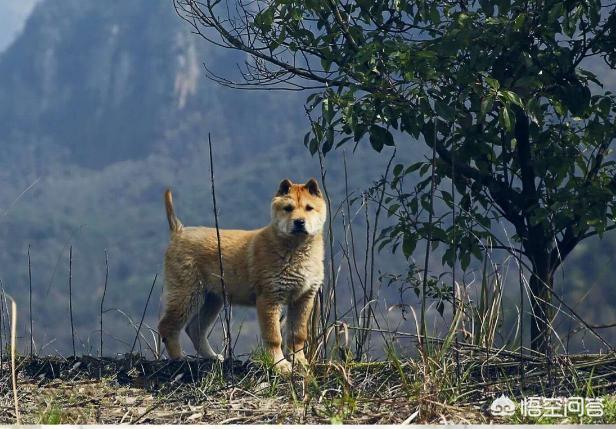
[271,178,326,237]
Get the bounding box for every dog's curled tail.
[164,188,183,233]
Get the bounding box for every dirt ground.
[1,354,614,424]
[0,354,482,424]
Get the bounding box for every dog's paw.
[273,358,293,374]
[291,354,309,368]
[168,356,184,361]
[200,352,224,362]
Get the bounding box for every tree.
[174,0,616,354]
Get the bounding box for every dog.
[158,178,326,373]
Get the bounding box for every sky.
[0,0,39,53]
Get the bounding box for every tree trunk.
[528,256,554,355]
[513,107,555,355]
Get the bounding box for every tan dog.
[158,178,326,372]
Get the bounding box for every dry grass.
[1,350,615,424]
[0,353,478,424]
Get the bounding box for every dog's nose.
[294,219,306,228]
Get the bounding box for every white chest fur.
[268,248,323,302]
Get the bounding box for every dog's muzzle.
[292,219,308,235]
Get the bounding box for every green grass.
[603,396,616,423]
[38,403,64,424]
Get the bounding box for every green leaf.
[402,233,417,258]
[460,252,471,271]
[553,99,567,116]
[500,90,523,107]
[513,13,526,30]
[387,203,400,217]
[548,3,564,23]
[254,8,274,32]
[303,131,311,148]
[525,97,542,124]
[369,125,395,152]
[320,56,332,73]
[309,138,319,155]
[456,12,470,26]
[401,112,422,138]
[561,82,591,116]
[405,162,424,174]
[499,105,513,131]
[306,93,322,108]
[323,130,334,154]
[435,99,455,121]
[485,76,500,90]
[429,5,441,24]
[441,190,454,207]
[480,95,494,120]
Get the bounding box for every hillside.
[0,0,311,169]
[0,0,409,357]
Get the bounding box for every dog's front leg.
[256,296,292,373]
[286,291,315,367]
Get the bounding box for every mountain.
[0,0,39,53]
[0,0,407,356]
[0,0,310,169]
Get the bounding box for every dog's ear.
[276,179,293,196]
[305,178,321,197]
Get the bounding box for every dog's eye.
[305,205,314,211]
[284,205,294,212]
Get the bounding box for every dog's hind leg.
[185,292,224,360]
[158,285,203,360]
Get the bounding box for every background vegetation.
[0,0,615,361]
